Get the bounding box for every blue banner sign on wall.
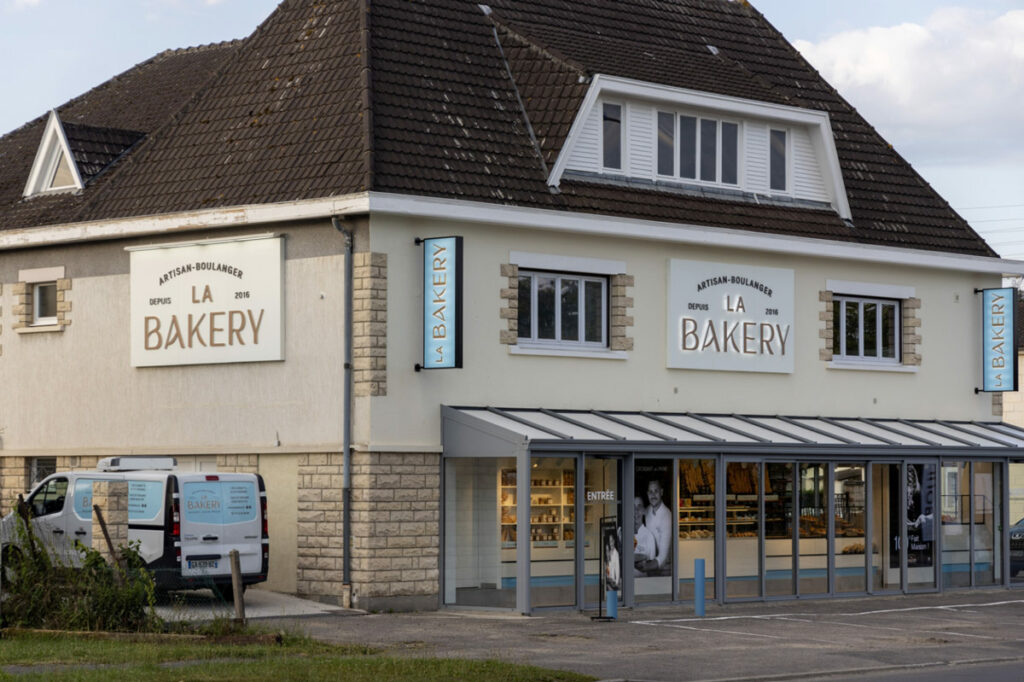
[420,236,463,369]
[981,287,1017,392]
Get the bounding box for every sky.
[1,0,1022,258]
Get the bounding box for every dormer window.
[23,110,145,200]
[658,111,739,186]
[552,75,852,220]
[24,110,84,197]
[602,103,622,170]
[770,128,788,192]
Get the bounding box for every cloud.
[793,8,1024,166]
[8,0,42,7]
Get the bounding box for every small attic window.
[23,110,83,198]
[22,110,144,199]
[49,153,77,191]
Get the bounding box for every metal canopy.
[441,406,1024,458]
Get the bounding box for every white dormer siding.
[554,76,852,219]
[572,104,602,170]
[567,98,827,203]
[791,126,828,202]
[745,122,769,193]
[626,103,654,178]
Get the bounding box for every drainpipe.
[332,216,354,602]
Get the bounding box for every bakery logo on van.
[667,259,794,374]
[128,236,283,367]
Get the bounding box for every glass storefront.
[678,459,715,600]
[443,457,517,608]
[725,461,760,599]
[798,463,828,595]
[765,462,794,597]
[833,464,866,593]
[444,452,1024,613]
[1011,462,1024,586]
[529,456,577,608]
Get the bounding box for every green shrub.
[1,508,163,632]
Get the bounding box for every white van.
[0,457,269,597]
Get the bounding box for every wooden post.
[230,549,246,624]
[93,505,125,583]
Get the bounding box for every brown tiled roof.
[0,41,238,231]
[62,122,145,183]
[0,0,996,258]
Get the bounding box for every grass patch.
[0,632,592,682]
[0,628,367,666]
[2,656,592,682]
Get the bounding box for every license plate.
[188,559,219,570]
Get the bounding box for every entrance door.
[870,461,938,593]
[870,463,901,591]
[584,456,622,607]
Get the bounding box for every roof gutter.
[3,189,1021,276]
[0,193,370,251]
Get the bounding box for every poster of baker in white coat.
[634,460,672,577]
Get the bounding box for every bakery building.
[2,0,1024,614]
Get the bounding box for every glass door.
[584,456,622,608]
[1011,462,1024,586]
[870,462,901,592]
[529,456,577,608]
[906,462,937,591]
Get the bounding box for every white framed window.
[602,102,624,170]
[517,270,608,348]
[656,110,739,187]
[770,128,788,192]
[832,295,900,362]
[32,282,58,326]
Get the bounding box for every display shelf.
[499,467,577,551]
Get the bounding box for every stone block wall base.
[352,592,439,613]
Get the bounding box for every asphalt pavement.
[250,590,1024,681]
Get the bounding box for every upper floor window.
[517,271,607,348]
[602,103,623,170]
[832,296,900,361]
[33,282,58,325]
[770,128,787,191]
[657,111,738,186]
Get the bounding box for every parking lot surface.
[258,591,1024,681]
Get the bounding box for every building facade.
[1,0,1023,612]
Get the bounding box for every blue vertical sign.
[981,287,1017,392]
[420,236,462,369]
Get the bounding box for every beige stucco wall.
[258,453,299,593]
[364,214,1001,449]
[0,222,348,457]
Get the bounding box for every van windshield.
[181,480,258,524]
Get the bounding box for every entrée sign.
[129,235,283,367]
[667,259,794,373]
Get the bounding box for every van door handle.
[52,529,65,535]
[75,530,88,536]
[202,535,219,541]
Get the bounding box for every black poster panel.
[634,459,673,577]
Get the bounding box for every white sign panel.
[667,259,794,373]
[130,236,283,367]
